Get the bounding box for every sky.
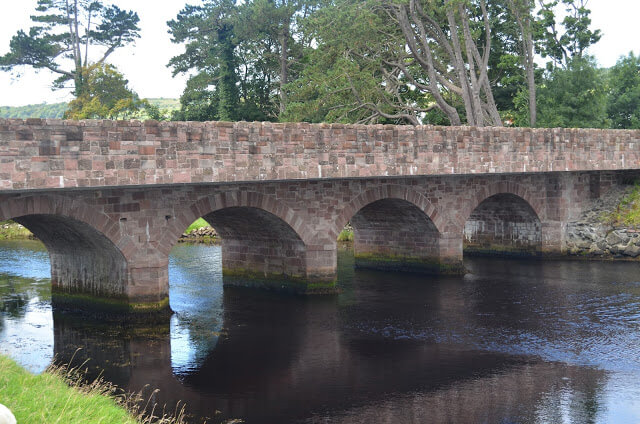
[0,0,638,107]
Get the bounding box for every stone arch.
[0,194,124,248]
[459,181,543,231]
[161,191,313,253]
[333,185,444,240]
[462,187,542,257]
[335,185,454,274]
[0,194,133,303]
[164,191,326,293]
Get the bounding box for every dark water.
[1,240,640,423]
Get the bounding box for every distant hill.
[0,98,180,119]
[0,103,67,119]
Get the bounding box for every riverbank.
[0,221,34,240]
[0,354,140,423]
[566,182,640,259]
[0,354,196,423]
[178,217,219,244]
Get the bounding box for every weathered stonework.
[0,119,638,314]
[0,119,638,191]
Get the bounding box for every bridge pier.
[8,213,169,316]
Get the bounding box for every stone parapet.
[0,119,639,191]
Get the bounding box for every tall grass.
[0,354,189,424]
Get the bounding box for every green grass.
[0,354,191,423]
[337,229,354,242]
[0,355,138,424]
[185,218,211,234]
[602,182,640,228]
[0,220,34,240]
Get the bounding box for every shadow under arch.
[463,192,542,257]
[161,191,314,254]
[0,195,132,310]
[333,185,445,238]
[335,186,456,274]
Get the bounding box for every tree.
[169,0,247,121]
[235,0,319,116]
[168,0,317,122]
[284,0,435,125]
[65,63,147,119]
[0,0,140,97]
[537,56,609,128]
[606,53,640,129]
[536,0,601,69]
[287,0,508,126]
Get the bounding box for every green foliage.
[0,0,140,97]
[65,63,147,120]
[337,229,354,242]
[0,221,34,240]
[168,0,317,122]
[535,0,601,68]
[537,56,609,128]
[283,0,421,124]
[607,53,640,129]
[602,183,640,229]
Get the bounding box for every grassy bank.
[0,355,186,423]
[0,221,33,240]
[185,218,210,234]
[602,182,640,228]
[0,355,137,423]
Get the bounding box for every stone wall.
[0,119,639,191]
[566,182,640,259]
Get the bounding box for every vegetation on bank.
[602,183,640,228]
[337,229,354,242]
[0,354,137,423]
[0,221,34,240]
[0,354,191,424]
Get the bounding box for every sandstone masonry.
[0,119,638,315]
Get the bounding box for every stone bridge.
[1,118,639,315]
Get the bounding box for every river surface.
[1,240,640,423]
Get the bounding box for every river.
[1,240,640,423]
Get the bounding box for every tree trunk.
[509,0,537,127]
[279,18,290,116]
[446,9,478,126]
[525,29,537,127]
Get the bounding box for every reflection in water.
[1,241,640,423]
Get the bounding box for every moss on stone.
[354,252,466,275]
[222,267,339,294]
[464,244,542,258]
[51,291,171,321]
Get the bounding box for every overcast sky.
[0,0,638,107]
